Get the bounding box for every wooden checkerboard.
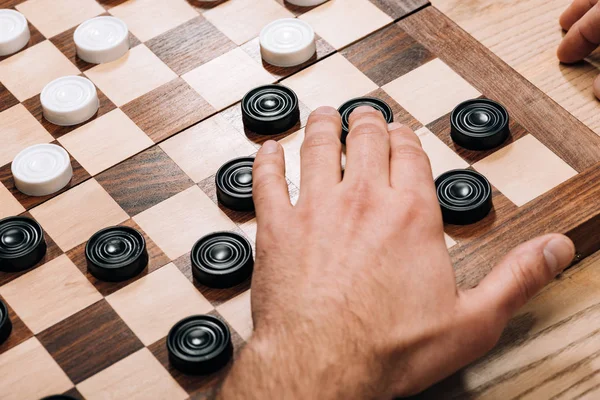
[1,0,599,399]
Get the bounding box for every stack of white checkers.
[1,12,131,197]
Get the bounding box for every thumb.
[463,234,575,325]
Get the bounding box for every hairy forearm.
[218,327,389,400]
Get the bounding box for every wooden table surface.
[419,1,600,398]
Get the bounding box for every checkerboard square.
[217,290,252,341]
[0,182,24,219]
[203,0,294,46]
[383,58,481,125]
[0,104,53,167]
[106,263,213,345]
[133,185,238,260]
[183,47,275,110]
[96,146,194,216]
[0,40,80,102]
[0,294,33,356]
[444,233,456,249]
[299,0,393,50]
[0,82,19,113]
[121,78,215,143]
[37,300,143,384]
[30,179,129,251]
[160,115,256,183]
[0,338,73,400]
[278,127,305,188]
[16,0,104,38]
[58,109,153,176]
[109,0,199,42]
[85,44,177,107]
[77,348,187,400]
[282,53,378,110]
[146,16,237,75]
[0,254,102,334]
[416,127,469,178]
[473,135,578,207]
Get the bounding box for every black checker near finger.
[338,97,393,143]
[242,84,300,135]
[450,99,510,150]
[216,157,255,212]
[435,169,493,225]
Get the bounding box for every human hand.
[557,0,600,98]
[219,106,575,399]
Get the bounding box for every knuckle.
[301,133,341,153]
[391,142,428,163]
[253,172,283,194]
[348,122,384,140]
[307,112,340,127]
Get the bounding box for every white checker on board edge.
[260,18,316,68]
[41,76,99,126]
[286,0,329,6]
[74,16,129,64]
[12,144,73,197]
[0,9,30,57]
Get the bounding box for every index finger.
[558,3,600,63]
[559,0,599,31]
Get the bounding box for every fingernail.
[261,140,279,154]
[543,236,575,275]
[351,105,376,116]
[388,122,403,130]
[312,106,338,115]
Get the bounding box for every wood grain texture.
[0,140,91,211]
[341,23,435,87]
[121,77,215,143]
[96,146,194,216]
[370,0,429,19]
[66,218,170,296]
[398,7,600,172]
[367,87,422,131]
[146,16,237,76]
[0,294,32,355]
[37,299,143,384]
[0,83,19,114]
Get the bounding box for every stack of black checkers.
[338,97,393,143]
[436,98,509,225]
[192,232,253,288]
[0,216,46,272]
[85,226,148,282]
[242,84,300,135]
[216,157,255,212]
[167,315,233,375]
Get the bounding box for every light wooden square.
[473,135,577,207]
[16,0,104,38]
[203,0,294,46]
[85,45,177,107]
[160,115,256,183]
[279,127,305,188]
[133,185,237,260]
[239,218,257,244]
[182,47,274,110]
[416,127,469,178]
[106,263,213,346]
[282,53,378,111]
[444,233,456,249]
[0,40,80,102]
[59,109,153,176]
[0,254,102,334]
[299,0,393,49]
[0,338,73,400]
[109,0,199,42]
[77,348,187,400]
[30,179,129,251]
[0,182,24,219]
[0,104,53,166]
[383,58,481,125]
[217,290,253,341]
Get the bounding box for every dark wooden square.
[22,84,117,140]
[341,24,435,87]
[96,0,129,8]
[146,16,237,76]
[37,299,144,384]
[240,35,335,81]
[121,78,215,143]
[66,218,170,296]
[50,19,141,72]
[0,294,33,355]
[0,83,18,113]
[369,0,429,19]
[0,141,91,210]
[0,0,26,7]
[0,211,62,286]
[96,146,194,216]
[148,310,245,398]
